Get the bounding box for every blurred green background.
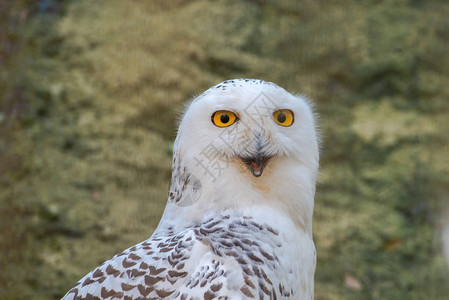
[1,0,449,299]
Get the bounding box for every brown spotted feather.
[62,215,295,299]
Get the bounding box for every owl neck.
[160,149,317,236]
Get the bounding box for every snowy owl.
[62,79,320,299]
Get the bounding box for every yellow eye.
[273,109,294,127]
[211,110,238,127]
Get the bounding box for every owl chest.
[191,217,314,299]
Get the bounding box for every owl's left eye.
[212,110,238,127]
[273,109,294,127]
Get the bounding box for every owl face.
[166,79,319,231]
[176,79,319,183]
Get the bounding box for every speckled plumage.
[62,79,320,300]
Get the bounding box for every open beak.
[240,154,271,177]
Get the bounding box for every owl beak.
[240,154,271,177]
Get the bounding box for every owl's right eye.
[211,110,238,127]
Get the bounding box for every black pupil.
[220,113,230,124]
[277,112,286,123]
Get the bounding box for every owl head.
[164,79,319,232]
